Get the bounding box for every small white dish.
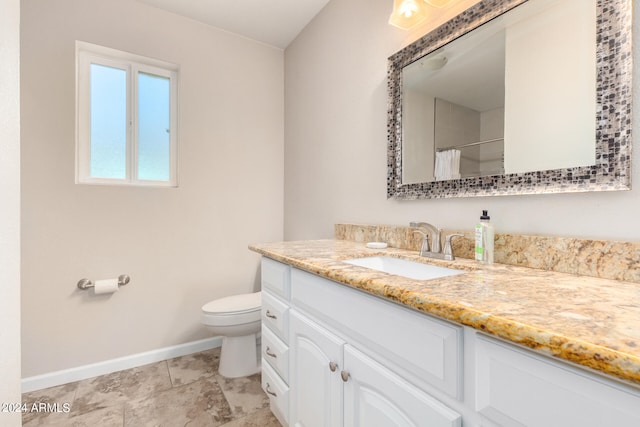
[366,242,388,249]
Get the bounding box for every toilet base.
[218,333,260,378]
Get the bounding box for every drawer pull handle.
[265,346,277,358]
[266,383,277,397]
[265,310,277,319]
[329,361,338,372]
[341,370,350,382]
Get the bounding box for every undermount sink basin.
[343,256,465,280]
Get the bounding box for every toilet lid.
[202,291,262,315]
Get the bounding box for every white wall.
[402,90,435,183]
[434,98,480,150]
[504,0,596,173]
[479,107,505,175]
[284,0,640,242]
[435,98,480,178]
[0,0,22,424]
[21,0,284,377]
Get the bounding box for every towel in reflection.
[434,149,461,181]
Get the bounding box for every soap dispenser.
[475,210,494,264]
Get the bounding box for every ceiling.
[136,0,331,49]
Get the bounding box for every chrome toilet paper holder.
[77,274,131,290]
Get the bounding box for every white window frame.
[76,41,179,187]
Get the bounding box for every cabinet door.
[344,345,461,427]
[291,267,462,399]
[476,336,640,427]
[290,310,345,427]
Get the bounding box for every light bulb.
[389,0,428,30]
[399,1,418,17]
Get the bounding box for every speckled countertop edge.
[249,239,640,388]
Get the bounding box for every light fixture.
[389,0,454,30]
[424,0,452,7]
[420,54,448,70]
[388,0,428,30]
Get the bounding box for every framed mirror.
[387,0,632,199]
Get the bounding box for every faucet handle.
[443,233,464,259]
[413,230,430,254]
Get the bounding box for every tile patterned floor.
[21,348,281,426]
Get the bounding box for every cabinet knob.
[265,346,277,358]
[329,361,338,372]
[265,383,277,397]
[340,370,350,382]
[265,310,277,319]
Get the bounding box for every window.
[76,41,178,186]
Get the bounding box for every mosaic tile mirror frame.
[387,0,632,199]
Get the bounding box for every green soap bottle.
[475,210,494,264]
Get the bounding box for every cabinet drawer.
[262,324,289,383]
[262,258,290,300]
[291,268,462,399]
[476,336,640,427]
[262,291,289,343]
[262,358,289,426]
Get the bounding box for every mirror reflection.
[401,0,596,184]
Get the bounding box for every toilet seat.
[202,291,261,327]
[203,291,261,314]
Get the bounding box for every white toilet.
[201,291,262,378]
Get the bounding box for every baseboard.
[21,337,222,393]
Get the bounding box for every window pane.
[90,64,127,179]
[138,72,171,181]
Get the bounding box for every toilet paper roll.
[94,278,119,295]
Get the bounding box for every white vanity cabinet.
[475,336,640,427]
[260,258,291,426]
[259,256,640,427]
[289,267,462,427]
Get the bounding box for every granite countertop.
[249,239,640,388]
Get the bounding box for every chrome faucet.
[409,222,442,253]
[410,222,463,261]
